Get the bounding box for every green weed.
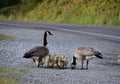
[0,0,119,26]
[0,34,13,40]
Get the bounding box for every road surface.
[0,21,120,84]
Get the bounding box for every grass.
[0,34,13,40]
[0,67,27,75]
[0,0,119,26]
[0,77,17,84]
[0,67,27,84]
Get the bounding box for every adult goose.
[23,31,53,67]
[71,46,103,70]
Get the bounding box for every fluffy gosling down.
[47,54,69,69]
[32,57,46,67]
[55,55,69,69]
[47,54,55,68]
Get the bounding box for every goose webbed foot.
[81,67,88,70]
[71,66,76,69]
[81,68,84,70]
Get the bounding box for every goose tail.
[95,51,103,59]
[23,52,33,58]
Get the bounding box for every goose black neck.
[43,32,48,46]
[72,56,76,65]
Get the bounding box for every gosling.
[56,55,68,69]
[47,54,55,68]
[32,57,46,67]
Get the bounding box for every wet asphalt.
[0,23,120,84]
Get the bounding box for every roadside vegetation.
[0,34,13,40]
[0,67,27,84]
[0,0,120,26]
[0,77,17,84]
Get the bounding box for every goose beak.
[49,33,53,35]
[47,31,53,35]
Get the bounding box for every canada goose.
[71,46,103,70]
[56,55,68,69]
[47,54,55,68]
[23,31,53,67]
[54,56,59,68]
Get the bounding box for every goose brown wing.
[24,46,49,58]
[35,46,49,57]
[77,47,95,56]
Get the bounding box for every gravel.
[0,26,120,84]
